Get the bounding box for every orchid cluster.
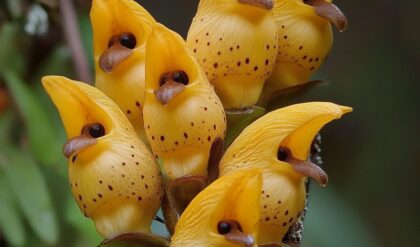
[42,0,351,246]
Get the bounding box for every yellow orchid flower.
[187,0,278,109]
[42,76,163,239]
[143,23,226,183]
[171,168,262,247]
[91,0,156,142]
[219,102,352,244]
[260,0,348,104]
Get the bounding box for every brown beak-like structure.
[281,147,328,186]
[99,35,133,73]
[154,71,187,105]
[63,135,97,159]
[289,158,328,186]
[238,0,274,10]
[223,220,255,247]
[305,0,348,32]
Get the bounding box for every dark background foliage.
[0,0,418,246]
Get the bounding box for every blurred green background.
[0,0,418,246]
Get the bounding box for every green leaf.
[0,110,15,147]
[0,22,26,75]
[1,148,59,244]
[2,71,61,165]
[0,171,26,246]
[225,106,266,147]
[78,13,94,72]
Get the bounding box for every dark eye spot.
[217,221,231,235]
[119,33,136,49]
[277,146,289,161]
[173,71,189,85]
[82,123,105,138]
[159,70,189,86]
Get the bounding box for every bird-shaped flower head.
[143,23,226,182]
[219,102,352,244]
[171,168,263,247]
[260,0,348,104]
[187,0,278,109]
[42,76,163,239]
[91,0,155,141]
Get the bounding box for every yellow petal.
[143,23,226,181]
[42,76,163,238]
[187,0,278,109]
[91,0,155,141]
[221,102,351,172]
[260,0,333,102]
[172,168,262,247]
[219,102,352,244]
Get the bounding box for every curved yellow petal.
[42,76,163,238]
[187,0,278,109]
[171,168,262,247]
[260,0,341,103]
[219,102,352,244]
[91,0,155,141]
[143,23,226,181]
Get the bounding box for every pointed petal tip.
[41,75,67,94]
[337,105,353,115]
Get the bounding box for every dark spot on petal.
[108,185,113,191]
